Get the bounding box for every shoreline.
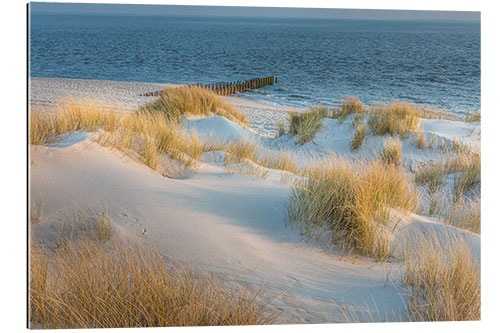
[29,76,295,111]
[30,76,294,137]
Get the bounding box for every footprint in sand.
[286,275,301,287]
[119,213,145,234]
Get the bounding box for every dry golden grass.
[341,96,364,114]
[414,163,446,195]
[225,140,259,162]
[219,142,302,179]
[258,148,301,176]
[288,158,418,259]
[140,85,247,125]
[438,196,481,234]
[224,157,270,179]
[138,133,159,170]
[55,210,114,248]
[333,228,481,324]
[414,152,480,197]
[30,98,306,180]
[447,138,472,155]
[30,100,217,174]
[368,101,421,138]
[95,112,201,171]
[400,232,480,321]
[329,300,387,323]
[465,111,481,122]
[29,212,273,329]
[332,231,481,323]
[453,152,481,201]
[329,96,366,123]
[416,129,426,150]
[222,145,304,180]
[30,199,44,225]
[350,122,368,151]
[29,99,120,145]
[380,137,403,166]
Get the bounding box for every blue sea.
[29,13,480,114]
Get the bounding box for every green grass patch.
[288,106,328,145]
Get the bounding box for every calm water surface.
[29,13,480,114]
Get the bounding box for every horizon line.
[29,3,481,22]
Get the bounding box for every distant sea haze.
[29,13,480,114]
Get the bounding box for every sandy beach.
[30,77,292,137]
[29,77,481,324]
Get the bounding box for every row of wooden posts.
[139,76,277,97]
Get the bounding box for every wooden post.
[188,75,276,96]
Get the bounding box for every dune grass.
[350,122,368,151]
[258,148,301,176]
[30,99,229,175]
[438,196,481,234]
[380,137,403,166]
[465,111,481,122]
[140,85,247,125]
[400,233,480,321]
[416,129,426,150]
[453,152,481,201]
[287,158,418,259]
[413,152,481,225]
[282,98,451,149]
[331,231,480,322]
[55,211,114,247]
[288,106,328,145]
[30,98,305,180]
[224,157,270,179]
[30,199,44,226]
[414,163,446,195]
[29,99,120,145]
[225,140,259,162]
[368,101,421,138]
[329,96,365,123]
[276,122,286,137]
[29,211,273,329]
[414,152,480,196]
[95,111,205,171]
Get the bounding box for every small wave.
[289,94,309,99]
[254,90,271,96]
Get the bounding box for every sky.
[29,2,480,21]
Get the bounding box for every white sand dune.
[270,116,480,164]
[221,95,294,137]
[184,112,480,172]
[30,138,408,322]
[29,77,481,323]
[184,116,259,142]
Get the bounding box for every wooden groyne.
[140,76,277,97]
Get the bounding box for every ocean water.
[29,13,480,114]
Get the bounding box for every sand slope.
[31,138,408,323]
